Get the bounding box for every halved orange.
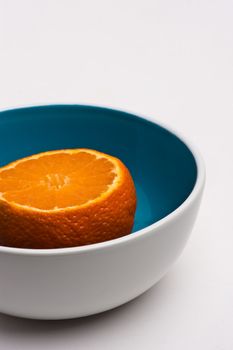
[0,149,136,249]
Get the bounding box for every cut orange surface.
[0,149,136,249]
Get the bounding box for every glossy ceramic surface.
[0,105,205,319]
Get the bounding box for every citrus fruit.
[0,149,136,249]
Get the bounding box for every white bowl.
[0,105,205,319]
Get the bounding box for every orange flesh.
[0,151,117,210]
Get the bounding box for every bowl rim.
[0,104,205,256]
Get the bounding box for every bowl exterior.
[0,184,204,320]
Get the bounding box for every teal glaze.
[0,105,197,232]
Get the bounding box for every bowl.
[0,105,205,319]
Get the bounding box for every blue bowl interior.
[0,105,197,232]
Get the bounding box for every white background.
[0,0,233,349]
